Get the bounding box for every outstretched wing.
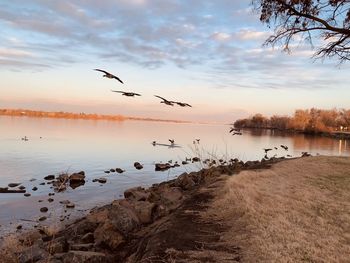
[113,75,124,84]
[94,69,109,74]
[111,90,124,94]
[154,95,168,102]
[184,103,192,107]
[133,93,141,96]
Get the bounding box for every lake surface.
[1,116,349,234]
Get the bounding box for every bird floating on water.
[111,90,141,97]
[154,95,174,106]
[280,145,289,151]
[264,148,273,153]
[94,69,124,84]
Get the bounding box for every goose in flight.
[154,95,174,106]
[94,69,124,84]
[111,90,141,97]
[171,101,192,107]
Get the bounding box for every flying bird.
[171,101,192,107]
[111,90,141,97]
[94,69,124,84]
[169,139,175,144]
[154,95,174,106]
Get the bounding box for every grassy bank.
[204,156,350,262]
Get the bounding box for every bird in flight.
[171,101,192,107]
[154,95,174,106]
[111,90,141,97]
[94,69,124,84]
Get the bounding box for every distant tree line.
[234,108,350,133]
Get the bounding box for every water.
[0,116,349,233]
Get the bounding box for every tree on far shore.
[253,0,350,62]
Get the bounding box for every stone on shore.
[134,162,143,170]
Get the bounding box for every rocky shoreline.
[0,157,292,263]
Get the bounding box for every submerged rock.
[134,162,143,170]
[8,183,21,188]
[44,175,55,181]
[155,163,171,171]
[115,168,125,174]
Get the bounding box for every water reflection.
[0,116,349,232]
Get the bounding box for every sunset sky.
[1,0,349,123]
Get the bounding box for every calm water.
[0,116,349,233]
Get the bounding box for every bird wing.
[184,103,192,107]
[154,95,169,102]
[94,69,109,74]
[133,93,141,96]
[111,90,124,94]
[113,75,124,84]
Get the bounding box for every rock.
[40,207,48,213]
[8,183,21,188]
[49,192,55,196]
[19,245,49,263]
[0,187,25,193]
[115,168,124,173]
[155,163,171,171]
[81,232,94,244]
[110,169,115,173]
[92,178,107,184]
[70,243,94,251]
[69,180,85,189]
[48,236,67,254]
[104,170,110,174]
[77,171,85,176]
[48,198,54,202]
[17,224,22,230]
[94,221,124,250]
[124,187,149,201]
[19,185,26,190]
[39,182,45,186]
[29,178,36,182]
[109,201,140,234]
[62,251,111,263]
[302,152,311,157]
[44,175,55,180]
[66,203,75,209]
[174,173,196,190]
[39,216,47,221]
[121,200,156,224]
[32,186,38,191]
[24,193,31,197]
[182,161,188,165]
[134,162,143,170]
[69,173,86,182]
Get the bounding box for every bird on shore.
[280,145,289,151]
[264,148,273,153]
[169,139,175,145]
[111,90,141,97]
[152,141,156,146]
[154,95,174,106]
[94,69,124,84]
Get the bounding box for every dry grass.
[203,156,350,263]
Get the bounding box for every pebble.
[19,185,26,190]
[39,216,47,222]
[24,193,31,197]
[44,175,55,181]
[32,187,38,191]
[48,198,54,203]
[40,207,48,213]
[66,203,75,209]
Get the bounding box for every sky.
[1,0,349,123]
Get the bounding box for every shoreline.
[1,155,349,262]
[0,156,287,262]
[0,109,191,124]
[236,127,350,140]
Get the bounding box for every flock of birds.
[95,69,192,107]
[263,144,292,159]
